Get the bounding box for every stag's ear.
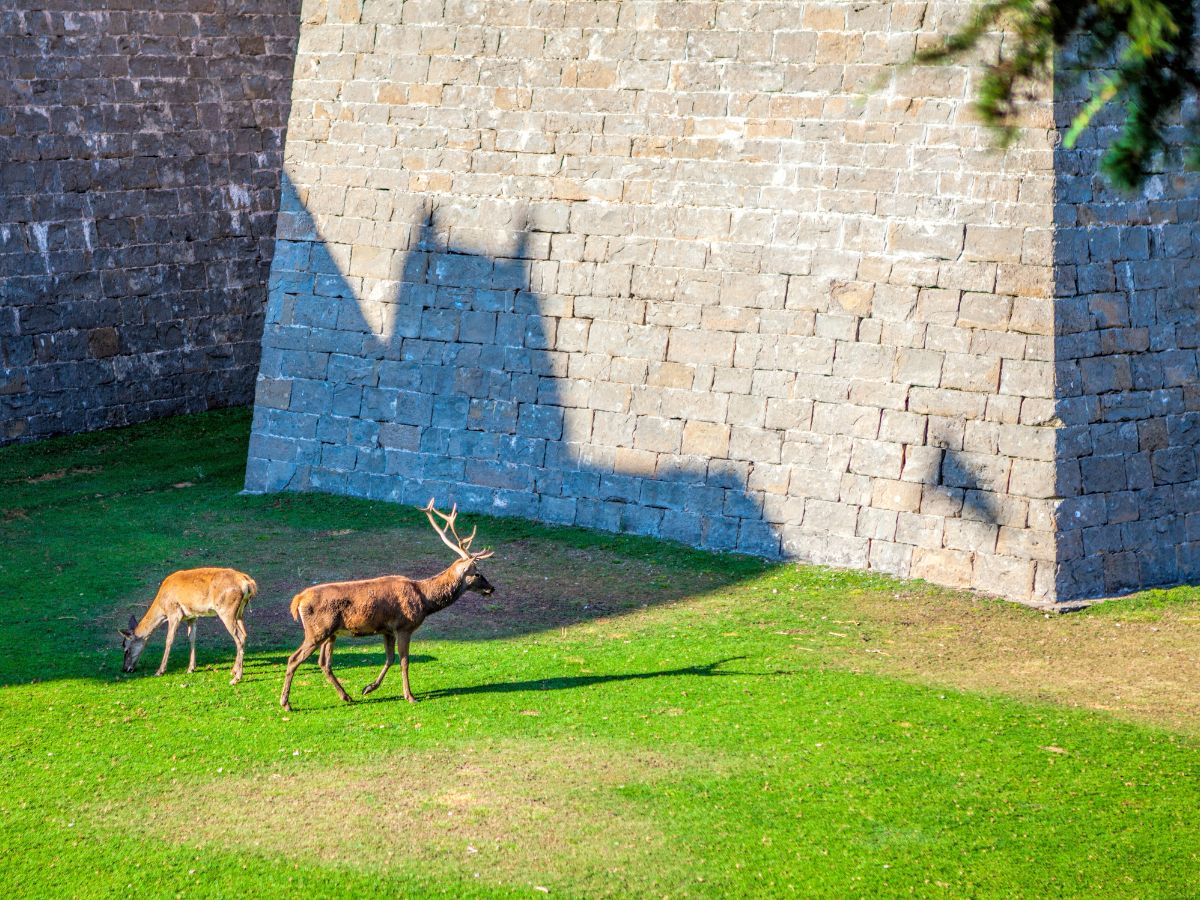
[118,629,131,639]
[127,614,138,631]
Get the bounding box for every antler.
[422,498,490,560]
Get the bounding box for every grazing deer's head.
[423,499,495,596]
[118,614,147,672]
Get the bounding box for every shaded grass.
[1,409,1199,897]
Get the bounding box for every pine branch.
[911,0,1200,189]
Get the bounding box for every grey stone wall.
[1053,78,1200,600]
[245,0,1076,602]
[0,1,299,442]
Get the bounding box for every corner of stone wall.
[1050,45,1200,602]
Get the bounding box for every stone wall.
[1053,76,1200,600]
[0,1,299,442]
[245,0,1074,602]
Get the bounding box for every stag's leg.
[362,633,395,696]
[155,617,180,676]
[280,638,320,711]
[186,620,198,673]
[218,609,246,685]
[318,637,352,704]
[318,640,331,669]
[398,631,417,703]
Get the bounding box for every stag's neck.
[418,564,467,614]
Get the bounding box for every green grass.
[1,409,1198,897]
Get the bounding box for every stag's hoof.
[405,695,418,704]
[230,676,241,686]
[280,701,292,712]
[361,684,376,696]
[153,670,166,677]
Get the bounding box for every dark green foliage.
[917,0,1200,189]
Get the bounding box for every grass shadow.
[410,656,745,702]
[0,409,779,686]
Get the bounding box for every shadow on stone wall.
[247,175,783,611]
[1051,120,1200,600]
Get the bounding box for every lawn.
[1,408,1198,897]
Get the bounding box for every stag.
[118,567,255,684]
[279,499,495,711]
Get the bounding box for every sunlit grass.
[1,410,1197,897]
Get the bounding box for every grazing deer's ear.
[127,614,137,631]
[118,629,131,639]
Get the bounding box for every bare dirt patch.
[835,590,1200,733]
[102,741,711,893]
[21,465,101,484]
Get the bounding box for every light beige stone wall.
[247,0,1065,602]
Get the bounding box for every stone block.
[871,478,922,512]
[941,353,1001,392]
[848,439,904,479]
[633,416,682,453]
[667,329,735,366]
[887,222,964,259]
[894,349,943,386]
[972,555,1034,598]
[911,547,974,589]
[682,420,730,458]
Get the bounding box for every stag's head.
[117,615,147,672]
[423,499,495,596]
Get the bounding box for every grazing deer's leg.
[156,617,180,676]
[218,609,245,685]
[318,637,352,703]
[362,633,395,696]
[186,620,198,673]
[398,631,416,703]
[234,618,248,682]
[318,640,331,670]
[280,639,319,711]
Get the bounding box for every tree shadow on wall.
[246,174,783,637]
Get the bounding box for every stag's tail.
[290,591,305,622]
[242,575,257,605]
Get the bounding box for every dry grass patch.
[17,464,102,484]
[835,590,1200,733]
[103,741,717,893]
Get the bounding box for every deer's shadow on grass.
[365,656,748,705]
[277,657,747,711]
[243,652,437,670]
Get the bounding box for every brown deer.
[118,567,255,684]
[279,499,495,711]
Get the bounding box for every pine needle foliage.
[916,0,1200,189]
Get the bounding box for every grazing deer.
[118,567,255,684]
[280,499,495,711]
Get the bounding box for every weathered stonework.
[1052,78,1200,600]
[235,0,1200,603]
[246,0,1109,602]
[0,2,299,443]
